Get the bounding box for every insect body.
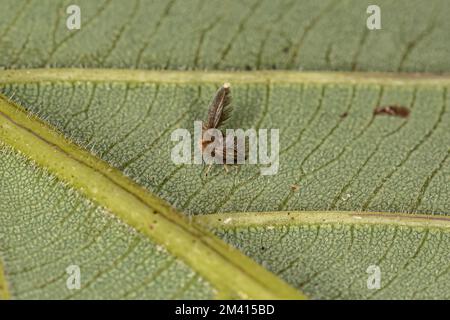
[373,105,410,118]
[200,83,241,175]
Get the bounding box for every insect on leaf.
[373,105,410,118]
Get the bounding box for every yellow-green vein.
[2,69,450,86]
[195,210,450,231]
[0,260,10,300]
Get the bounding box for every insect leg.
[204,164,213,177]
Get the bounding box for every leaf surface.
[0,0,449,72]
[1,70,449,298]
[1,0,450,300]
[0,93,304,299]
[1,70,449,215]
[198,211,450,299]
[0,143,215,299]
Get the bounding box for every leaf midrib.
[194,210,450,231]
[2,69,450,86]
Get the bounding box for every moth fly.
[373,105,410,118]
[200,83,243,176]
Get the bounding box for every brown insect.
[200,83,242,176]
[373,105,410,118]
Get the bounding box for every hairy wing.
[206,83,233,129]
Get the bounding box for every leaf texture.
[0,0,448,72]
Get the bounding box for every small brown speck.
[340,112,348,118]
[374,105,410,118]
[290,184,300,192]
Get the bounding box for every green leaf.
[197,211,450,299]
[1,69,449,299]
[0,0,449,72]
[0,259,9,299]
[0,143,215,299]
[2,0,449,301]
[1,70,449,215]
[0,93,304,299]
